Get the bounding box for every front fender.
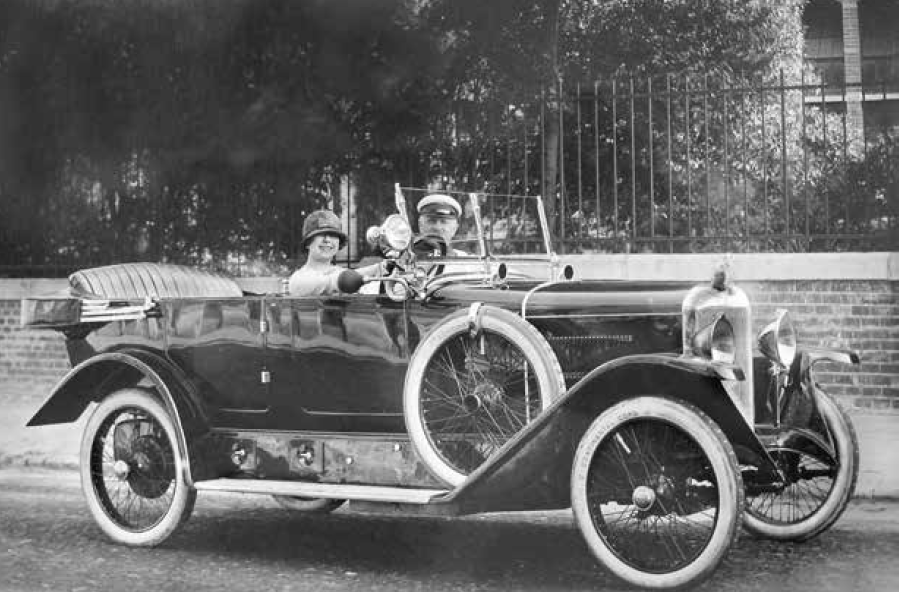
[26,349,206,484]
[768,346,860,452]
[441,354,772,514]
[781,346,860,428]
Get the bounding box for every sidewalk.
[0,398,87,469]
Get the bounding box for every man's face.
[418,213,459,243]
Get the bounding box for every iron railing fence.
[429,73,897,255]
[0,73,897,278]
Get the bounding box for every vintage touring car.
[22,188,859,590]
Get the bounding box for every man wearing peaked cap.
[417,194,462,219]
[416,194,464,253]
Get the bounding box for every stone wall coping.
[0,252,897,299]
[559,252,898,282]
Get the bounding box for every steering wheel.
[412,234,448,276]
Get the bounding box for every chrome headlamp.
[758,309,797,368]
[366,214,413,255]
[691,314,736,364]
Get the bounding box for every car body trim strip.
[525,311,682,319]
[194,479,448,503]
[520,280,562,319]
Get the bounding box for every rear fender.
[26,349,206,484]
[444,354,773,513]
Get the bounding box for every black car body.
[22,189,859,590]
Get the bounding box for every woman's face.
[307,233,341,263]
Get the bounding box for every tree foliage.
[0,0,448,273]
[0,0,891,274]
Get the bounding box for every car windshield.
[397,187,551,260]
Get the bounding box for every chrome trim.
[535,195,553,258]
[520,280,563,319]
[194,479,448,503]
[424,272,494,297]
[208,429,412,440]
[468,192,488,260]
[802,348,860,366]
[467,302,484,335]
[80,296,157,322]
[298,409,404,417]
[394,182,410,226]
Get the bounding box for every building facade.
[803,0,898,139]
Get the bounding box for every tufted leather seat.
[69,263,243,299]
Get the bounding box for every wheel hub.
[125,435,172,499]
[632,486,656,511]
[464,382,505,413]
[113,460,130,481]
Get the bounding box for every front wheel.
[80,388,195,546]
[743,390,859,541]
[571,397,743,590]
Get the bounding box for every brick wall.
[741,280,898,412]
[0,271,898,413]
[0,299,69,396]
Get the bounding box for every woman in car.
[288,210,388,296]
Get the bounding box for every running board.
[194,479,449,505]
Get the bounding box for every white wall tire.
[743,391,859,541]
[80,388,195,546]
[404,306,565,487]
[571,397,743,590]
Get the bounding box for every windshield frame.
[397,185,554,263]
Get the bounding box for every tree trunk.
[543,122,559,239]
[540,0,561,242]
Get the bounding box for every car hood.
[430,278,696,317]
[430,278,694,388]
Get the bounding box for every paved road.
[0,468,897,592]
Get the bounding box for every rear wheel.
[571,397,743,590]
[404,307,564,486]
[743,391,858,541]
[80,388,195,546]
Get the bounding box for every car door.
[264,293,409,432]
[164,297,268,429]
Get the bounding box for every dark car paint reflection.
[156,295,430,432]
[83,280,694,434]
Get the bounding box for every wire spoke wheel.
[80,388,195,546]
[743,391,858,541]
[89,408,177,531]
[421,331,542,475]
[746,448,833,525]
[586,420,720,574]
[572,397,742,590]
[404,307,564,486]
